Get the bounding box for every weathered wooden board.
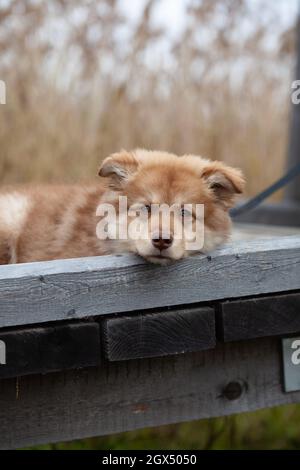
[233,202,300,227]
[232,223,300,241]
[0,236,300,329]
[220,293,300,342]
[103,307,215,361]
[0,322,101,379]
[0,337,299,449]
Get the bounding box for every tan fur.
[0,150,244,265]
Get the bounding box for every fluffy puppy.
[0,150,244,265]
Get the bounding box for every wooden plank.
[0,337,299,449]
[232,223,300,241]
[0,236,300,329]
[103,307,216,361]
[0,323,101,379]
[220,293,300,342]
[233,202,300,227]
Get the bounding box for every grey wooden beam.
[233,202,300,227]
[0,337,299,449]
[103,307,216,361]
[0,236,300,329]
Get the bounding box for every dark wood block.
[220,293,300,342]
[103,307,216,361]
[0,322,101,379]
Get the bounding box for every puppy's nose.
[152,233,173,251]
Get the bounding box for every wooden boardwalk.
[232,222,300,241]
[0,223,300,448]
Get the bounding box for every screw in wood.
[221,381,244,400]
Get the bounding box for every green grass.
[26,404,300,450]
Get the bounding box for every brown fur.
[0,150,244,265]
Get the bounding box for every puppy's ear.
[98,151,138,186]
[202,162,245,208]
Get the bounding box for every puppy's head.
[98,149,244,264]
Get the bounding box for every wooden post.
[286,15,300,202]
[235,15,300,225]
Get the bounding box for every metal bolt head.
[222,381,244,400]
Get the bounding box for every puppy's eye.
[142,204,151,214]
[210,182,224,190]
[181,208,192,219]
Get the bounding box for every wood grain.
[220,293,300,342]
[103,307,215,361]
[0,236,300,329]
[0,322,101,379]
[0,337,299,449]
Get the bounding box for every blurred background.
[1,0,300,449]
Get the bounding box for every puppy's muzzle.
[151,232,173,252]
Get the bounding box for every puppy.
[0,149,244,265]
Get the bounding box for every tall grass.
[0,0,296,197]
